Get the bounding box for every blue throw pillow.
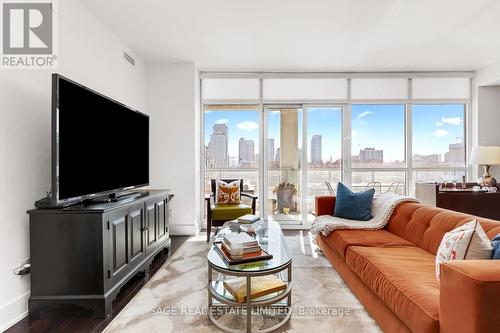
[492,234,500,259]
[334,182,375,221]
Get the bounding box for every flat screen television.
[51,74,149,205]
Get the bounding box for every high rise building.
[359,147,383,163]
[238,138,255,167]
[413,153,441,165]
[209,123,228,167]
[445,141,464,164]
[310,135,322,166]
[275,148,281,164]
[268,138,275,163]
[204,145,212,168]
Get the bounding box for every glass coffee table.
[207,219,292,333]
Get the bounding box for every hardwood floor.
[6,236,190,333]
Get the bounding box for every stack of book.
[222,233,259,258]
[215,232,273,265]
[237,214,260,224]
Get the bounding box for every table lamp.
[469,146,500,187]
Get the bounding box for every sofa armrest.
[314,196,336,216]
[440,260,500,333]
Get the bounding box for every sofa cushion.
[321,229,415,259]
[386,202,500,255]
[346,246,440,333]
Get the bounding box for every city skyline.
[205,104,465,166]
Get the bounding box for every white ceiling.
[82,0,500,71]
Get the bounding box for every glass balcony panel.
[351,171,406,195]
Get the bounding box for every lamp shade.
[469,146,500,165]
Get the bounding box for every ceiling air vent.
[123,51,135,66]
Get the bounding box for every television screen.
[54,74,149,202]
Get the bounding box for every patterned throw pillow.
[216,179,241,205]
[435,219,493,282]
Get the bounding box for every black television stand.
[28,189,172,318]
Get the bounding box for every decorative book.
[237,214,260,224]
[214,243,273,265]
[222,242,261,256]
[223,276,287,303]
[223,232,257,246]
[222,232,259,257]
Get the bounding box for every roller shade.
[263,78,348,100]
[202,78,260,100]
[351,78,408,99]
[412,78,470,99]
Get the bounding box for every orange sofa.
[315,195,500,333]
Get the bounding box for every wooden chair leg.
[207,222,211,242]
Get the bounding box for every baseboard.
[170,223,200,235]
[0,291,30,332]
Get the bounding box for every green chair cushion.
[211,203,252,221]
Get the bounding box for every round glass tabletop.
[207,219,291,273]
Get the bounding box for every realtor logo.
[1,0,57,68]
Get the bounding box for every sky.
[411,104,465,157]
[351,104,405,162]
[205,104,465,162]
[205,110,260,157]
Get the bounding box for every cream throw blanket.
[310,192,420,237]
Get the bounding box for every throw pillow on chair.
[216,179,241,205]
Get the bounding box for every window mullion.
[406,103,413,195]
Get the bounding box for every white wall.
[147,63,200,235]
[0,0,146,330]
[474,61,500,178]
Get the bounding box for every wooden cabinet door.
[108,210,129,281]
[156,199,167,241]
[145,202,157,254]
[128,204,145,266]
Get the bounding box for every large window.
[307,107,342,216]
[351,104,405,168]
[412,104,465,168]
[411,104,467,195]
[201,75,471,227]
[351,104,406,194]
[203,105,260,213]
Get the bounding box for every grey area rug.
[103,232,381,333]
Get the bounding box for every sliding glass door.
[265,107,303,224]
[264,105,344,225]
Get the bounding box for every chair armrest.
[440,260,500,333]
[315,196,336,216]
[241,193,258,200]
[205,194,212,211]
[241,192,257,214]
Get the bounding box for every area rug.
[103,231,381,333]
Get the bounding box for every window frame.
[349,102,407,194]
[200,73,472,229]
